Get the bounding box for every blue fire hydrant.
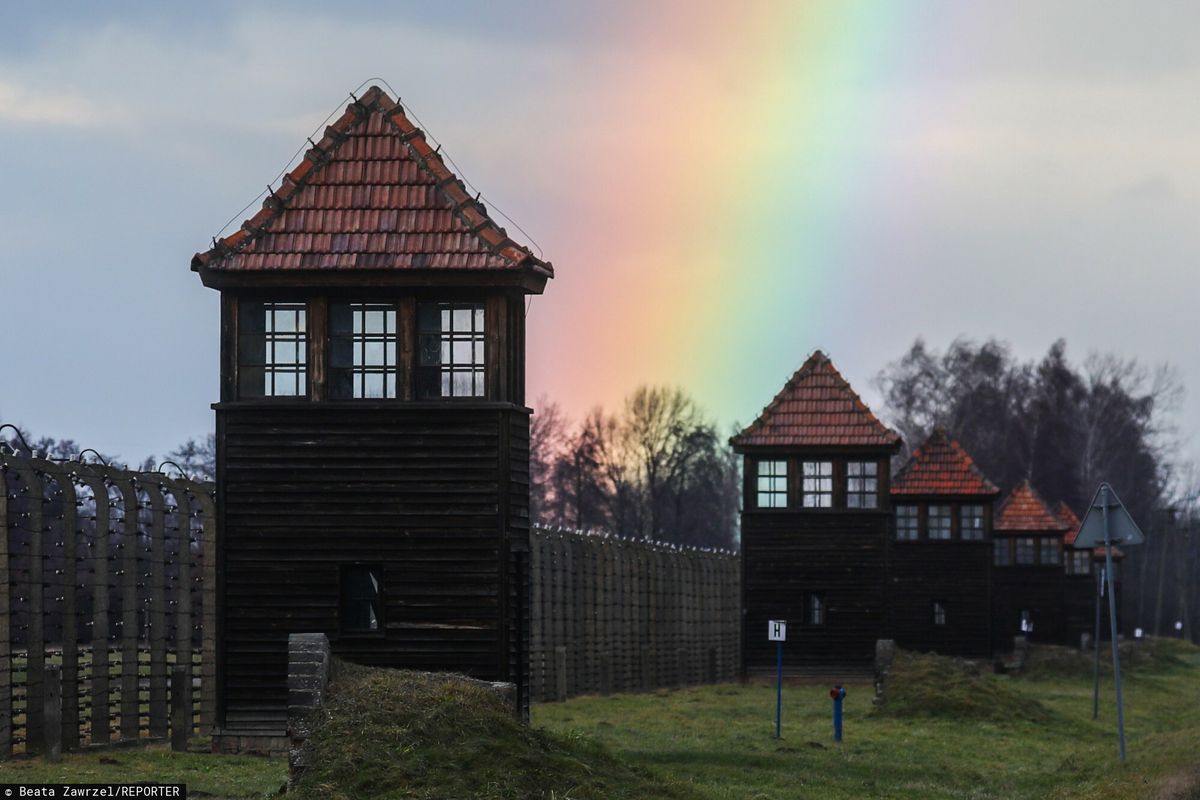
[830,685,846,742]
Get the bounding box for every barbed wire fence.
[528,524,740,702]
[0,438,215,758]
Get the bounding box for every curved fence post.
[160,476,193,743]
[0,455,12,758]
[76,465,111,745]
[135,474,168,740]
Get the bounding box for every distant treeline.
[875,337,1197,640]
[530,387,740,551]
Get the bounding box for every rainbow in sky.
[522,2,926,429]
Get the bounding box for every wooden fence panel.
[528,525,739,703]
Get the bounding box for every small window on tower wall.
[932,600,947,626]
[895,505,919,540]
[756,460,788,508]
[846,461,878,508]
[1040,538,1061,565]
[1015,537,1036,564]
[416,303,485,399]
[807,593,826,625]
[341,565,383,634]
[928,505,952,540]
[1069,550,1091,575]
[330,303,399,399]
[802,461,833,508]
[237,302,307,398]
[960,505,985,540]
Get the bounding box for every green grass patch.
[876,650,1052,723]
[535,639,1200,800]
[0,739,284,799]
[289,660,699,800]
[1020,637,1200,681]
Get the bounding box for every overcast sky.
[0,2,1196,474]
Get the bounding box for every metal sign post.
[1101,488,1126,762]
[768,620,786,738]
[1092,568,1102,720]
[1074,482,1145,763]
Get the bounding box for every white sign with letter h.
[768,620,787,642]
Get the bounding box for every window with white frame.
[802,461,833,508]
[928,505,953,540]
[238,302,307,398]
[1068,550,1091,575]
[960,504,985,541]
[416,302,485,398]
[756,460,788,509]
[846,461,878,509]
[932,600,947,626]
[330,303,399,399]
[1039,537,1061,565]
[895,505,919,541]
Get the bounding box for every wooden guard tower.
[991,481,1070,649]
[731,351,902,676]
[889,428,1000,657]
[191,86,552,748]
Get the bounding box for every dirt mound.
[288,660,698,800]
[875,650,1051,723]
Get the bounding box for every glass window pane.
[366,341,384,366]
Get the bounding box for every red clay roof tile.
[995,481,1069,533]
[192,85,551,277]
[891,428,1000,497]
[731,351,902,449]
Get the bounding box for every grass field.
[0,639,1195,799]
[534,639,1200,800]
[0,739,285,798]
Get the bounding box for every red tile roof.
[731,351,902,449]
[994,481,1068,533]
[891,428,1000,497]
[1057,501,1082,544]
[192,85,552,276]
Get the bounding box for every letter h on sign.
[769,620,787,642]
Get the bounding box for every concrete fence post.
[171,667,189,752]
[287,633,332,789]
[43,666,61,762]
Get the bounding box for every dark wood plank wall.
[741,510,888,675]
[991,562,1066,651]
[217,404,528,731]
[888,540,991,657]
[1063,573,1096,648]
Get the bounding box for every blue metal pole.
[775,641,783,739]
[834,696,843,742]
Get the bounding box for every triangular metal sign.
[1072,482,1145,548]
